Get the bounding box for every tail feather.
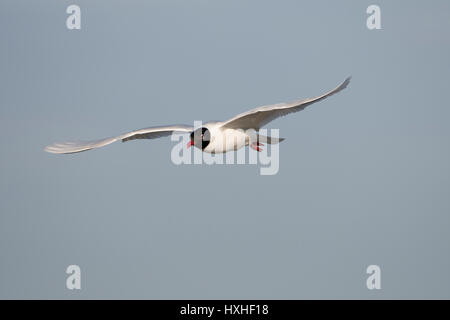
[257,134,285,144]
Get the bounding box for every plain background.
[0,0,449,299]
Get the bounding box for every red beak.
[187,140,194,148]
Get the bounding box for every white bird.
[45,77,351,154]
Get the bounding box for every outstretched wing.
[44,124,193,154]
[221,77,351,131]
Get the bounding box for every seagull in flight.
[45,77,351,154]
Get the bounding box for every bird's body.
[199,122,248,153]
[45,77,351,155]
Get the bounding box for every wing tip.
[44,142,91,154]
[44,144,64,154]
[44,145,54,153]
[340,76,352,90]
[44,144,72,154]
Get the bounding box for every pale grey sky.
[0,0,449,298]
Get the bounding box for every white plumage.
[45,77,351,154]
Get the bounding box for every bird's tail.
[257,134,285,144]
